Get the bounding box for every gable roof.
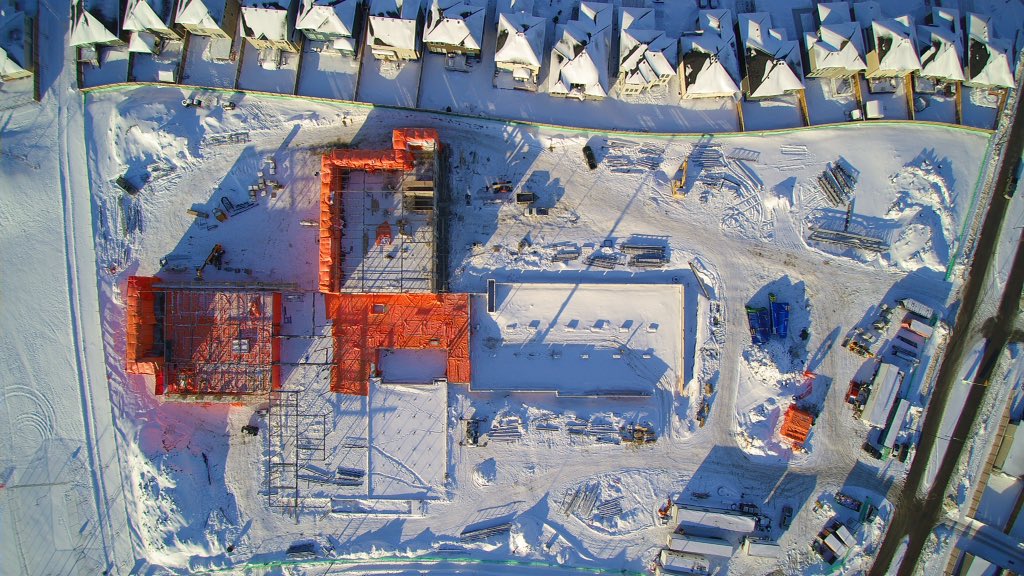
[0,46,27,76]
[619,26,675,86]
[70,0,121,46]
[620,6,653,31]
[176,0,229,28]
[370,0,418,20]
[816,2,851,25]
[368,0,420,51]
[423,0,484,49]
[916,8,964,81]
[965,12,1014,88]
[497,0,531,14]
[871,16,921,73]
[739,13,804,98]
[296,0,357,36]
[495,11,544,68]
[681,32,740,96]
[128,29,161,52]
[124,0,174,32]
[241,1,293,42]
[807,20,866,72]
[0,7,30,70]
[699,8,734,46]
[550,22,608,98]
[576,1,611,35]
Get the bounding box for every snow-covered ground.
[4,0,1023,573]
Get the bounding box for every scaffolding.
[267,389,329,513]
[325,292,471,395]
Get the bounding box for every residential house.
[864,16,920,79]
[805,1,866,79]
[367,0,421,60]
[679,9,740,99]
[964,12,1014,89]
[70,0,125,50]
[494,10,544,90]
[124,0,181,54]
[240,0,300,52]
[295,0,360,54]
[0,4,33,82]
[738,12,804,100]
[915,7,964,86]
[175,0,240,40]
[548,1,611,99]
[422,0,485,57]
[614,7,675,96]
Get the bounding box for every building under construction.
[125,276,283,400]
[319,129,471,395]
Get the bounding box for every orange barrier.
[325,292,471,395]
[318,159,343,293]
[125,276,162,376]
[780,405,815,446]
[392,128,440,152]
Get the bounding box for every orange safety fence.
[325,292,471,395]
[125,276,163,376]
[779,404,815,446]
[392,128,441,152]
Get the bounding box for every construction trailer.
[666,533,734,558]
[657,549,710,575]
[742,537,781,559]
[903,318,934,339]
[862,363,903,428]
[880,399,911,451]
[125,276,283,400]
[897,298,934,320]
[672,503,757,533]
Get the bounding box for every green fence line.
[82,81,995,139]
[191,553,647,575]
[944,132,998,281]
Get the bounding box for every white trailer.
[903,318,934,339]
[881,399,911,450]
[673,504,757,533]
[666,533,735,557]
[742,537,781,559]
[657,549,710,575]
[862,363,903,428]
[898,298,934,320]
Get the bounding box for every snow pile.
[735,346,806,459]
[883,159,956,272]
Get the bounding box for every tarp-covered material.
[325,293,471,395]
[392,127,440,151]
[779,404,814,445]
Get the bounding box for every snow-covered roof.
[853,0,880,29]
[620,6,653,31]
[296,0,358,37]
[176,0,229,29]
[965,13,1014,89]
[241,0,293,42]
[739,12,804,98]
[370,0,419,20]
[128,30,160,52]
[497,0,531,15]
[550,22,608,98]
[423,0,485,50]
[917,9,964,81]
[70,0,121,47]
[680,33,740,97]
[495,11,544,68]
[576,1,611,35]
[699,9,733,46]
[807,21,866,73]
[0,46,27,77]
[619,26,676,87]
[817,1,851,25]
[123,0,174,32]
[871,16,921,74]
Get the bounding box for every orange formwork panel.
[323,148,413,172]
[779,405,815,446]
[326,292,471,395]
[319,160,344,293]
[125,276,163,376]
[392,128,440,152]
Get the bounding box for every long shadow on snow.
[746,276,812,374]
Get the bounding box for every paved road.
[944,516,1024,571]
[869,78,1024,575]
